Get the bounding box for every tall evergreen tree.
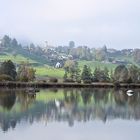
[0,60,17,80]
[81,65,92,83]
[93,67,110,82]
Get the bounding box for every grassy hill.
[78,60,117,71]
[0,53,37,64]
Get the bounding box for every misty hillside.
[0,35,140,68]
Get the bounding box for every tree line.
[63,60,140,83]
[0,59,139,84]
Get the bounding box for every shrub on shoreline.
[49,78,58,83]
[0,74,13,81]
[63,78,75,83]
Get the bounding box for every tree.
[64,60,76,80]
[93,67,110,82]
[93,67,101,82]
[128,65,140,83]
[69,41,75,48]
[74,62,81,82]
[63,71,68,80]
[114,65,128,82]
[110,69,114,82]
[17,62,36,82]
[28,67,36,81]
[64,60,81,82]
[1,35,11,48]
[102,45,107,53]
[0,60,17,80]
[95,46,108,61]
[11,38,18,48]
[81,65,92,83]
[69,46,93,60]
[29,43,36,53]
[133,49,140,64]
[64,60,75,72]
[103,67,110,81]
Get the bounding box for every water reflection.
[0,88,140,132]
[0,90,16,110]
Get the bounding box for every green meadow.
[35,66,65,78]
[78,60,116,71]
[0,53,37,64]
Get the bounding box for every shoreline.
[0,82,140,88]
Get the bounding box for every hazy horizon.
[0,0,140,49]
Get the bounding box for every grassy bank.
[35,66,65,78]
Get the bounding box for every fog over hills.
[0,0,140,49]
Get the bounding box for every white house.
[55,62,61,68]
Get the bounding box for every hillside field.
[0,53,124,79]
[0,53,37,64]
[35,60,117,78]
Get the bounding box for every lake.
[0,88,140,140]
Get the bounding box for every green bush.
[49,78,58,83]
[83,79,92,84]
[19,76,29,82]
[0,74,13,81]
[63,78,75,83]
[76,80,81,83]
[113,81,120,88]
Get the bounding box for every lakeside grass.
[35,66,65,78]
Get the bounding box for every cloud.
[0,0,139,48]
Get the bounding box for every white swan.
[126,90,134,97]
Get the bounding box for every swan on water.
[126,90,134,97]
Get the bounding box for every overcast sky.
[0,0,140,49]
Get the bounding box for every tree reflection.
[114,89,140,107]
[0,90,16,110]
[81,88,93,105]
[0,89,36,132]
[17,90,36,111]
[0,88,140,131]
[114,90,128,106]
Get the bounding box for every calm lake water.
[0,88,140,140]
